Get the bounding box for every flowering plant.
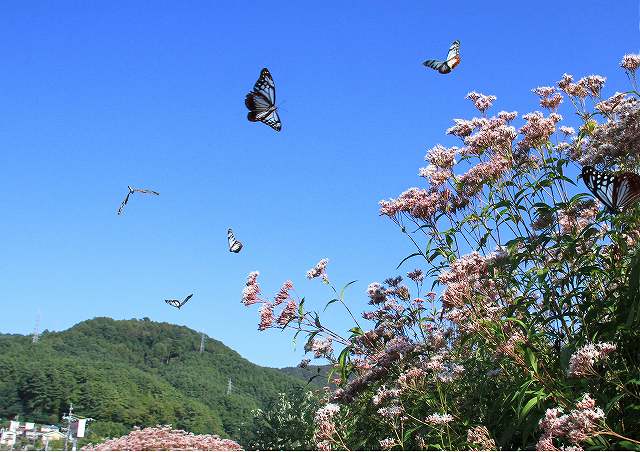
[81,425,242,450]
[243,53,640,450]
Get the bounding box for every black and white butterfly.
[245,68,282,132]
[117,185,160,215]
[165,293,193,310]
[227,228,243,253]
[423,40,461,74]
[580,165,640,213]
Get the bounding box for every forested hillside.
[0,317,311,444]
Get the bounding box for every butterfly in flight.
[117,186,160,215]
[245,68,282,132]
[227,228,243,253]
[580,165,640,213]
[423,40,461,74]
[165,293,193,310]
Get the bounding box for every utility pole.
[61,404,93,451]
[199,332,205,354]
[62,403,73,451]
[32,310,41,344]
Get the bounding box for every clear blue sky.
[0,1,636,368]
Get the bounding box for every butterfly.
[423,40,461,74]
[165,293,193,310]
[245,68,282,132]
[117,186,160,215]
[580,165,640,213]
[227,228,243,253]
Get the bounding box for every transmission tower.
[226,378,233,395]
[199,332,205,354]
[32,310,41,344]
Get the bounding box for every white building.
[0,429,17,447]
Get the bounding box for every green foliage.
[243,391,320,450]
[0,317,308,445]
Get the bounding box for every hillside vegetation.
[0,317,310,444]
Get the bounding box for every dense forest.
[0,317,318,445]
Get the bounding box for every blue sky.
[0,1,637,368]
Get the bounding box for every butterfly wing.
[423,40,460,74]
[134,188,160,196]
[614,172,640,211]
[445,40,461,70]
[165,299,181,309]
[227,228,243,253]
[179,293,194,308]
[245,68,282,132]
[117,192,130,215]
[581,166,618,212]
[423,59,450,74]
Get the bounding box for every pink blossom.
[397,367,426,389]
[621,53,640,72]
[419,164,452,187]
[425,144,457,168]
[258,302,274,330]
[467,425,496,450]
[377,404,404,419]
[498,110,518,122]
[467,91,497,113]
[578,75,606,97]
[518,111,558,149]
[307,258,329,279]
[311,338,333,358]
[276,299,298,326]
[241,271,261,306]
[273,280,294,306]
[458,154,512,197]
[558,201,599,235]
[379,438,397,450]
[372,385,401,405]
[407,269,424,283]
[425,413,454,425]
[568,342,616,377]
[447,118,476,137]
[81,425,242,451]
[314,403,341,446]
[536,394,605,450]
[559,126,575,136]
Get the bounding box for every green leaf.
[396,252,422,269]
[339,280,358,300]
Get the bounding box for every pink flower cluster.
[407,268,424,283]
[314,403,341,449]
[242,272,298,330]
[518,111,561,150]
[425,413,454,425]
[397,366,426,389]
[241,271,261,306]
[438,251,488,310]
[467,91,497,113]
[568,342,616,378]
[307,258,329,280]
[372,385,401,406]
[311,337,334,358]
[379,438,398,450]
[379,187,450,221]
[558,201,599,235]
[621,53,640,72]
[578,94,640,166]
[467,425,496,450]
[536,394,605,450]
[81,425,242,451]
[533,86,563,111]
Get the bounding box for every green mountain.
[0,317,311,445]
